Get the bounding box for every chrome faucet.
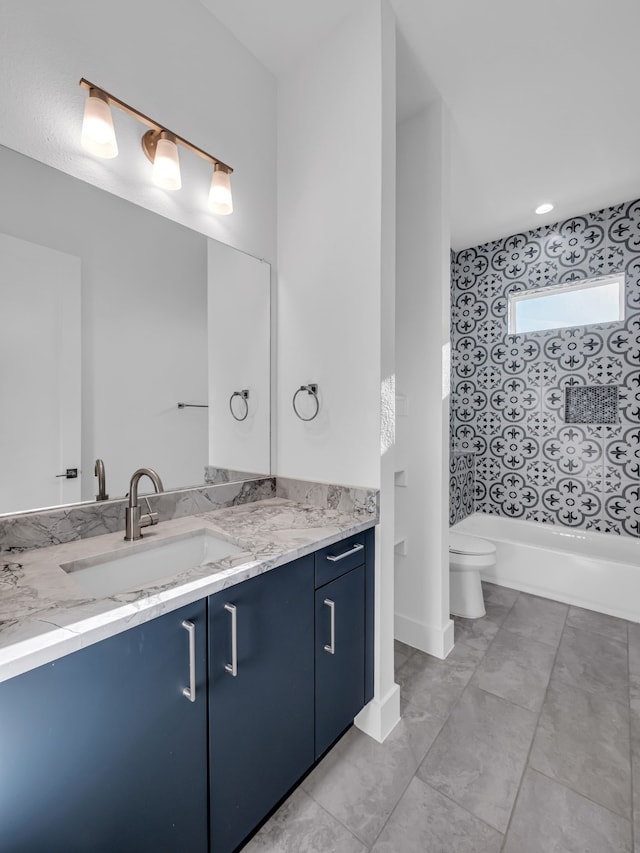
[125,468,164,541]
[94,458,109,502]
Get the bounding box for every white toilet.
[449,532,496,619]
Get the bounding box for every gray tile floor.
[244,583,639,852]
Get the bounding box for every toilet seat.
[449,532,496,557]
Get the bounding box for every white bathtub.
[451,512,640,622]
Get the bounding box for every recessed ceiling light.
[535,202,554,215]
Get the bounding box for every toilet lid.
[449,532,496,556]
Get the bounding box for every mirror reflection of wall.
[0,144,270,514]
[0,233,81,513]
[208,240,270,475]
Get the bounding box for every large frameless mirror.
[0,144,271,515]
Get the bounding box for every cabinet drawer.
[315,532,366,588]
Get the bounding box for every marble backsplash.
[0,478,275,555]
[204,466,266,484]
[0,476,379,556]
[275,477,379,517]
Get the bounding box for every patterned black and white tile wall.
[450,198,640,537]
[449,452,475,525]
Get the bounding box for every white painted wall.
[277,0,400,741]
[208,241,271,475]
[395,102,453,659]
[0,0,276,264]
[277,0,385,490]
[0,145,208,501]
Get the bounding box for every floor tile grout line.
[390,591,520,841]
[406,590,633,846]
[385,652,514,847]
[395,589,632,849]
[545,613,631,710]
[417,680,533,840]
[498,596,569,852]
[363,755,428,850]
[533,606,634,823]
[299,788,370,851]
[417,775,508,840]
[525,765,634,826]
[305,692,448,851]
[498,628,562,652]
[563,619,630,649]
[407,614,526,840]
[454,588,519,659]
[386,632,495,845]
[547,669,631,712]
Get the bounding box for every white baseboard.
[394,612,455,659]
[354,682,401,743]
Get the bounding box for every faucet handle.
[140,496,159,529]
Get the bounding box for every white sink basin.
[61,530,246,597]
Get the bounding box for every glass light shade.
[81,91,118,159]
[209,166,233,215]
[152,133,182,191]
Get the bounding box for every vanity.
[0,94,377,852]
[0,493,376,853]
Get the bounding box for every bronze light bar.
[79,78,233,174]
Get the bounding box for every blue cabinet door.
[0,600,208,853]
[209,556,315,853]
[315,564,366,758]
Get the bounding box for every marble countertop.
[0,497,376,683]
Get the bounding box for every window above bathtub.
[507,273,625,335]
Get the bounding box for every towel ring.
[229,390,249,421]
[293,384,319,422]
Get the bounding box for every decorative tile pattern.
[451,197,640,538]
[565,385,619,424]
[449,453,475,525]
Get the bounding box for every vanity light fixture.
[81,88,118,159]
[535,202,554,215]
[143,130,182,191]
[209,163,233,214]
[79,78,233,212]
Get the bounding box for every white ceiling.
[200,0,640,250]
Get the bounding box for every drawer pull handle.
[326,542,364,563]
[182,620,196,703]
[224,603,238,676]
[324,599,335,654]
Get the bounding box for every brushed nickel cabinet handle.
[224,603,238,676]
[326,542,364,562]
[182,620,196,702]
[324,599,335,654]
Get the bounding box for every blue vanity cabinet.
[0,526,375,853]
[314,531,370,758]
[0,600,208,853]
[208,555,315,853]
